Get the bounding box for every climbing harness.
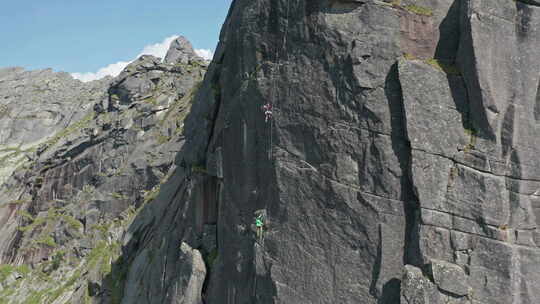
[262,103,273,123]
[255,217,264,228]
[254,214,265,243]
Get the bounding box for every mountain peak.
[164,36,200,64]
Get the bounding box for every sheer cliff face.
[119,0,540,303]
[1,1,540,304]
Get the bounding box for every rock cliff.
[116,0,540,303]
[1,0,540,303]
[0,37,207,303]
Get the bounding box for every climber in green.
[255,215,264,241]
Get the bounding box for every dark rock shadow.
[101,254,130,303]
[377,278,401,304]
[385,62,421,268]
[437,0,495,141]
[501,104,515,159]
[535,80,540,123]
[447,0,495,140]
[507,150,522,232]
[435,0,472,135]
[434,0,461,63]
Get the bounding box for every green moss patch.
[401,56,461,75]
[18,207,83,250]
[142,185,161,204]
[404,4,433,16]
[159,80,202,136]
[192,165,208,174]
[110,192,128,200]
[402,53,417,61]
[62,214,83,230]
[17,210,34,221]
[425,59,461,75]
[88,240,121,276]
[0,264,30,282]
[36,236,57,248]
[463,127,477,152]
[157,134,170,145]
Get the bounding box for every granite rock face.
[0,38,207,303]
[114,0,540,303]
[164,36,203,65]
[0,68,109,184]
[2,0,540,303]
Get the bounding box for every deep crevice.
[534,78,540,122]
[386,62,421,268]
[369,225,383,299]
[376,62,422,304]
[204,72,224,161]
[326,0,366,14]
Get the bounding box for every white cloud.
[71,60,131,82]
[137,35,179,59]
[72,35,191,82]
[195,49,214,61]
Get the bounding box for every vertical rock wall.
[400,1,540,303]
[51,0,540,303]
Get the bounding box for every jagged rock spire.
[164,36,200,64]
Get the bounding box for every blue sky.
[0,1,232,80]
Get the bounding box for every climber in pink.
[263,103,273,123]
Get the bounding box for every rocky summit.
[0,36,207,303]
[1,0,540,303]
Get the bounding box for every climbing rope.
[253,2,292,300]
[253,0,292,265]
[255,215,264,242]
[265,0,291,160]
[254,0,291,245]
